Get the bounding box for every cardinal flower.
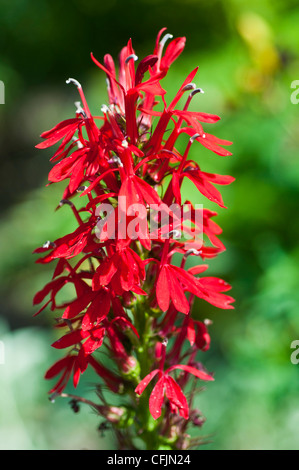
[34,28,234,450]
[135,364,214,420]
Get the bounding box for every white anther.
[184,248,201,258]
[125,54,138,64]
[76,185,88,192]
[160,33,173,48]
[72,136,84,149]
[108,156,123,167]
[74,101,86,117]
[182,83,197,92]
[66,78,82,89]
[190,88,204,97]
[168,229,181,239]
[101,104,109,114]
[59,199,74,207]
[190,133,200,144]
[43,241,56,249]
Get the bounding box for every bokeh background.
[0,0,299,450]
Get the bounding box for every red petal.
[165,376,189,419]
[188,264,209,275]
[166,267,190,314]
[149,376,165,420]
[187,318,196,346]
[174,110,220,124]
[69,157,86,193]
[62,291,95,320]
[135,369,160,395]
[44,356,74,379]
[37,119,79,148]
[167,364,214,381]
[40,118,80,139]
[156,266,170,312]
[135,55,158,85]
[92,256,118,289]
[33,277,68,305]
[51,329,89,349]
[161,37,186,70]
[186,172,226,208]
[81,290,111,331]
[81,327,105,355]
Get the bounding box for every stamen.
[59,199,74,208]
[43,241,56,249]
[189,133,200,144]
[77,185,88,192]
[72,136,84,149]
[162,338,168,347]
[160,33,173,48]
[183,165,196,172]
[183,248,201,258]
[66,78,82,89]
[168,229,181,239]
[74,101,86,117]
[108,156,123,167]
[125,54,138,64]
[101,104,109,114]
[190,87,204,97]
[49,394,57,403]
[182,83,196,92]
[204,318,213,326]
[122,139,128,148]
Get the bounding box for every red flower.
[34,28,234,440]
[135,364,214,420]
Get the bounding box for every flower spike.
[34,29,234,450]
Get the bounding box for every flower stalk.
[34,28,234,450]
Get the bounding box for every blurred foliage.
[0,0,299,450]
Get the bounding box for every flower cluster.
[34,28,234,449]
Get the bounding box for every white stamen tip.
[168,229,181,239]
[125,54,138,64]
[191,87,204,97]
[66,78,82,89]
[72,136,84,149]
[190,133,200,143]
[202,134,206,139]
[76,185,88,192]
[108,156,123,167]
[101,104,109,114]
[184,248,201,257]
[183,83,197,92]
[160,33,173,48]
[43,241,56,249]
[59,199,74,207]
[122,139,128,148]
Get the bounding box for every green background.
[0,0,299,450]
